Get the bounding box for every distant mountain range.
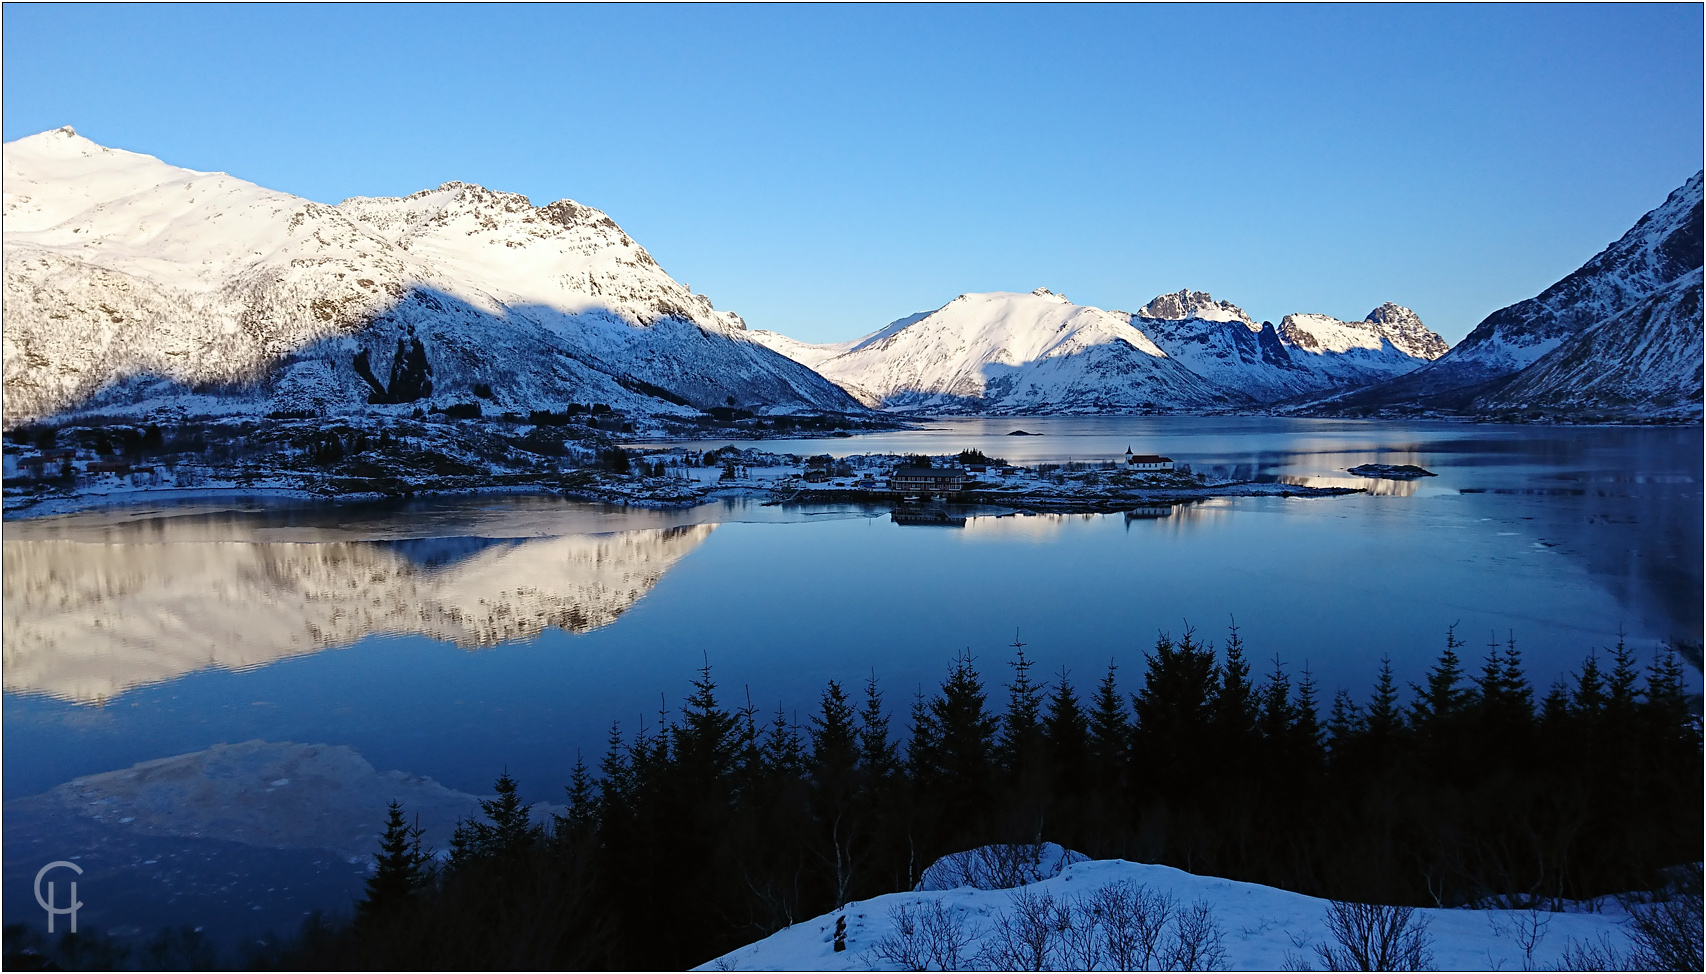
[751,289,1449,412]
[2,128,1697,427]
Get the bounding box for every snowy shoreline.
[2,472,1363,521]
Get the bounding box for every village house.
[85,459,150,478]
[889,466,966,493]
[1125,447,1174,472]
[16,449,76,478]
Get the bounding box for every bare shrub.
[1313,900,1434,972]
[929,842,1049,891]
[871,901,928,971]
[1487,904,1553,970]
[1166,899,1228,972]
[1055,894,1104,971]
[920,899,981,971]
[1553,932,1625,971]
[976,887,1056,971]
[1092,880,1174,971]
[1623,864,1703,972]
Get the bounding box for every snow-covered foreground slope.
[1,128,859,425]
[702,852,1633,971]
[756,289,1448,411]
[1317,171,1704,415]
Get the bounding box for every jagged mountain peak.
[1137,289,1257,329]
[1364,303,1449,360]
[1275,308,1447,362]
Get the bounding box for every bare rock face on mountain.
[1365,302,1450,360]
[1,128,860,426]
[1315,172,1704,418]
[1137,289,1257,327]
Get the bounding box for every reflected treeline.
[1,524,714,704]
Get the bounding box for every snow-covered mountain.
[1132,292,1446,403]
[754,289,1234,413]
[1,127,860,425]
[755,288,1448,411]
[1316,171,1704,416]
[1478,267,1703,417]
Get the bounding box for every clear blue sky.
[4,4,1700,343]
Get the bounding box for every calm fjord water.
[4,418,1700,806]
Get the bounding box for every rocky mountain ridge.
[754,288,1450,411]
[1,128,860,427]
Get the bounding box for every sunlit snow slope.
[1,128,860,425]
[772,289,1233,413]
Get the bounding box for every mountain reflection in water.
[2,524,714,703]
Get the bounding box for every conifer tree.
[674,658,740,790]
[1327,690,1364,754]
[763,706,807,777]
[1641,642,1691,744]
[1133,629,1219,800]
[1572,651,1607,719]
[1088,660,1131,785]
[448,770,537,865]
[857,673,899,783]
[1258,655,1294,745]
[1043,667,1089,786]
[998,635,1046,774]
[1605,636,1641,733]
[1293,664,1322,759]
[917,651,997,841]
[358,800,432,924]
[1474,634,1534,763]
[907,686,939,781]
[481,770,538,855]
[1214,622,1259,753]
[1410,627,1469,731]
[558,751,598,839]
[810,680,860,787]
[1365,655,1404,743]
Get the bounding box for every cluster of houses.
[791,446,1175,496]
[10,449,159,484]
